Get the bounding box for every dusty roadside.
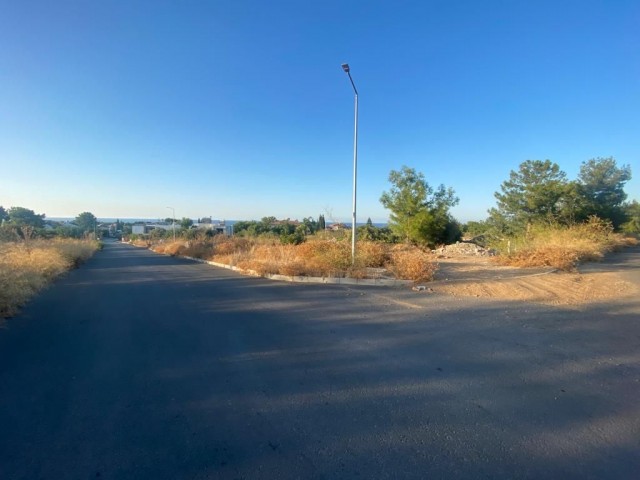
[432,248,639,307]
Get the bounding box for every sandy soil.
[431,255,638,307]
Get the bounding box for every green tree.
[576,157,631,228]
[463,220,489,237]
[621,200,640,233]
[380,166,460,247]
[75,212,97,232]
[490,160,568,230]
[301,217,318,234]
[318,214,326,231]
[0,206,8,223]
[7,207,45,228]
[180,217,194,229]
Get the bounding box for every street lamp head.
[341,63,350,73]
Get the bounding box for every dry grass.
[387,245,439,282]
[0,239,100,317]
[495,218,638,270]
[147,235,436,282]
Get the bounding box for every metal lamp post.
[341,63,358,265]
[166,206,176,241]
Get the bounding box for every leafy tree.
[150,227,168,239]
[301,217,318,234]
[55,224,83,238]
[357,223,396,242]
[621,200,640,233]
[380,166,460,247]
[0,206,8,223]
[281,224,306,245]
[576,157,631,228]
[7,207,45,228]
[490,160,568,230]
[463,220,489,237]
[75,212,97,232]
[180,217,194,229]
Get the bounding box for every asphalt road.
[1,240,639,479]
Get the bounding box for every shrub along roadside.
[149,236,438,283]
[0,238,100,317]
[492,217,638,270]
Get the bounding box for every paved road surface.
[1,241,639,479]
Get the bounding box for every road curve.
[1,241,639,479]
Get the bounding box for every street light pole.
[166,206,176,241]
[341,63,358,265]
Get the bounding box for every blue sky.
[1,0,638,223]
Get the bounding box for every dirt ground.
[431,255,638,307]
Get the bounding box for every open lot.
[0,241,638,479]
[433,248,639,306]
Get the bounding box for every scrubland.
[0,239,100,317]
[145,235,438,283]
[493,218,637,270]
[135,217,638,283]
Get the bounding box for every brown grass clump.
[143,235,438,282]
[0,239,100,317]
[496,218,636,270]
[297,240,352,276]
[387,245,438,282]
[237,244,305,276]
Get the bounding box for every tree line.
[2,156,636,246]
[379,157,636,247]
[0,208,109,240]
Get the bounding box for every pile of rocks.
[432,241,496,257]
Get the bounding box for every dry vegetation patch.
[148,236,438,282]
[0,239,100,317]
[495,219,638,270]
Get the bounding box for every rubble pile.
[433,241,496,257]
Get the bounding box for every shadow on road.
[1,241,638,479]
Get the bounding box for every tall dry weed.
[387,245,438,282]
[496,218,634,270]
[143,235,438,281]
[0,239,100,317]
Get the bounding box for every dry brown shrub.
[355,241,389,267]
[132,239,150,247]
[0,239,99,317]
[181,242,214,260]
[296,240,351,277]
[237,244,306,276]
[387,245,438,282]
[496,218,631,270]
[163,241,185,256]
[496,246,581,270]
[212,237,252,256]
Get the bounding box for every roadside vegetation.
[141,233,437,282]
[3,155,635,310]
[127,157,637,280]
[490,217,637,270]
[0,207,102,317]
[463,157,638,270]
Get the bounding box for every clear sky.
[1,0,638,223]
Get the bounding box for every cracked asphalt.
[1,240,639,479]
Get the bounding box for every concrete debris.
[412,286,434,292]
[433,241,496,257]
